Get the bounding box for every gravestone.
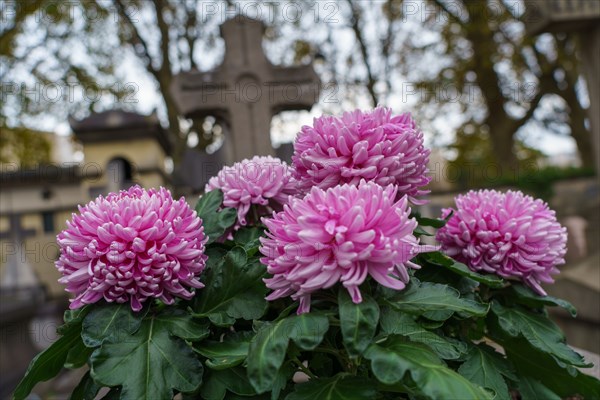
[525,0,600,173]
[0,214,46,397]
[171,16,321,164]
[0,213,43,297]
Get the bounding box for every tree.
[1,0,594,174]
[392,0,594,174]
[0,125,52,168]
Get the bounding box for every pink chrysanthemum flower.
[436,189,567,296]
[291,107,431,204]
[205,156,297,226]
[259,180,438,314]
[56,186,207,311]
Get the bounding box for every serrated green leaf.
[385,280,488,320]
[272,362,296,400]
[457,344,516,400]
[285,374,376,400]
[247,313,329,394]
[516,376,561,400]
[208,312,236,327]
[194,332,252,370]
[195,190,237,244]
[60,306,90,334]
[13,322,83,400]
[204,246,229,270]
[365,336,492,399]
[65,339,93,369]
[491,301,588,367]
[338,289,379,358]
[422,252,505,288]
[379,308,465,359]
[82,303,145,347]
[201,367,258,400]
[509,284,577,317]
[234,226,265,254]
[501,337,600,399]
[193,247,267,324]
[70,370,101,400]
[90,315,203,400]
[154,308,209,341]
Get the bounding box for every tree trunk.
[462,2,518,177]
[487,118,519,178]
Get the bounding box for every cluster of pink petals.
[205,156,297,226]
[436,189,567,295]
[259,180,438,314]
[291,107,431,204]
[56,186,207,311]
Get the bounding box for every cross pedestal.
[171,16,321,163]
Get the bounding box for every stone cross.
[170,16,321,163]
[525,0,600,174]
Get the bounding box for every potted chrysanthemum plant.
[14,108,600,400]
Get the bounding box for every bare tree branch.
[346,0,378,106]
[114,0,158,80]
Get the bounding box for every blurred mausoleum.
[0,110,172,298]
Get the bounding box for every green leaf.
[195,190,237,244]
[70,370,101,400]
[490,301,588,367]
[64,308,85,324]
[82,303,146,347]
[201,367,258,400]
[204,246,229,270]
[154,308,210,341]
[421,252,505,288]
[100,387,121,399]
[379,308,465,360]
[365,336,492,400]
[233,226,265,254]
[413,226,434,237]
[247,313,329,394]
[338,289,379,358]
[385,280,488,320]
[193,246,267,325]
[13,323,83,400]
[285,374,377,400]
[65,339,93,369]
[509,284,577,317]
[90,315,203,400]
[194,332,252,370]
[457,344,516,400]
[208,313,236,327]
[415,214,448,228]
[502,337,600,399]
[271,362,296,400]
[516,376,561,400]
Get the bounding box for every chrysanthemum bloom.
[205,155,297,226]
[436,189,567,295]
[56,186,207,311]
[291,107,431,203]
[259,180,438,314]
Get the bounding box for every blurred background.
[1,0,599,397]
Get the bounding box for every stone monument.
[525,0,600,174]
[170,16,321,164]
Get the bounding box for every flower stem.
[292,357,316,379]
